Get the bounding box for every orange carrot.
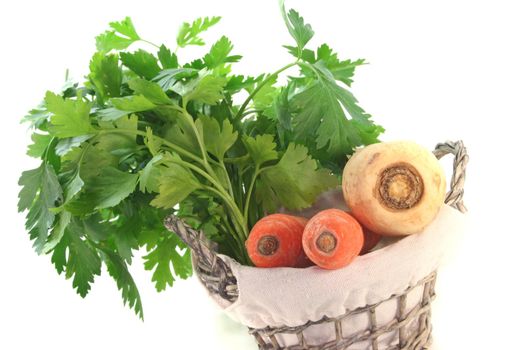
[246,214,309,268]
[302,209,364,270]
[360,228,382,255]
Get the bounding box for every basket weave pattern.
[164,140,468,350]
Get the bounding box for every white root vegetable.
[342,141,446,236]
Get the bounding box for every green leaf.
[243,134,278,167]
[144,127,163,156]
[256,143,337,212]
[109,17,140,40]
[18,163,62,252]
[182,74,227,105]
[291,63,383,159]
[163,121,200,156]
[43,210,71,253]
[22,104,52,128]
[251,74,278,111]
[225,75,262,93]
[203,36,242,68]
[46,92,95,138]
[153,67,199,90]
[55,135,92,156]
[127,78,172,105]
[177,16,221,48]
[196,115,237,161]
[158,45,178,69]
[84,167,139,210]
[96,17,141,53]
[150,153,201,209]
[284,45,315,62]
[27,133,52,158]
[316,44,366,86]
[143,234,192,291]
[100,248,143,319]
[103,95,156,121]
[60,168,85,207]
[120,50,161,80]
[60,228,102,297]
[280,1,314,55]
[139,154,163,193]
[82,215,111,242]
[88,52,122,102]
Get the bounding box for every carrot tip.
[316,231,337,253]
[257,235,280,256]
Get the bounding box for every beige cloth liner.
[209,205,466,336]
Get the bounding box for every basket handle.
[163,216,239,302]
[433,140,468,213]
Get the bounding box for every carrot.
[360,228,382,255]
[246,214,309,268]
[302,209,364,270]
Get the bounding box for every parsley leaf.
[46,92,95,138]
[127,78,172,105]
[203,36,242,68]
[53,227,102,297]
[18,163,62,253]
[27,133,52,158]
[96,17,141,53]
[139,154,163,193]
[182,74,227,105]
[280,1,314,57]
[316,44,366,87]
[83,167,139,210]
[177,16,221,48]
[100,248,144,319]
[196,115,237,161]
[150,153,202,209]
[291,62,383,159]
[120,50,161,80]
[143,233,192,292]
[157,45,178,69]
[243,134,278,167]
[256,143,338,212]
[88,52,122,102]
[153,68,199,90]
[251,74,278,111]
[101,95,156,121]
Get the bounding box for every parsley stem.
[140,39,161,49]
[219,160,235,198]
[98,128,205,166]
[177,103,234,198]
[234,61,297,121]
[243,165,260,223]
[203,185,248,243]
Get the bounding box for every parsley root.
[246,214,309,268]
[342,141,446,236]
[302,209,364,270]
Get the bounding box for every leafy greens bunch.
[18,2,383,319]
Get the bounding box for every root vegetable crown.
[316,231,338,253]
[377,162,424,210]
[257,236,280,256]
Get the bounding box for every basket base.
[248,271,437,350]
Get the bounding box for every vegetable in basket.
[246,214,309,268]
[17,1,384,318]
[342,140,446,236]
[302,209,364,270]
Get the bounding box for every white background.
[1,0,524,349]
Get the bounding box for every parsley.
[18,2,383,319]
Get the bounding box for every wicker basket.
[164,140,468,350]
